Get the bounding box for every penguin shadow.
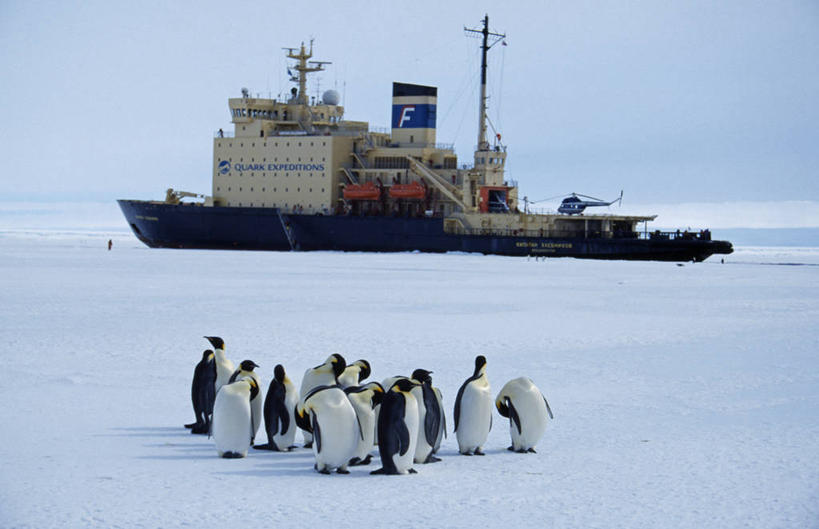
[105,426,193,438]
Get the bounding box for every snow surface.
[1,233,818,528]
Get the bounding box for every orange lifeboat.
[389,181,426,200]
[343,182,381,200]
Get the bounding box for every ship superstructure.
[119,17,732,261]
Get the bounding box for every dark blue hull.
[118,200,733,261]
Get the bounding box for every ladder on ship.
[277,211,299,251]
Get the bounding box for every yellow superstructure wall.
[212,135,354,213]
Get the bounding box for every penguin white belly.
[457,382,493,453]
[212,382,251,458]
[273,381,299,449]
[214,350,235,394]
[411,386,432,464]
[389,393,419,474]
[299,369,336,444]
[348,397,376,463]
[502,378,549,451]
[311,390,359,471]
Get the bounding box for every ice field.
[1,230,818,528]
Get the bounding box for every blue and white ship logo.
[218,160,230,175]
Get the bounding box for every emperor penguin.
[298,354,346,447]
[296,385,361,474]
[185,349,216,434]
[454,355,492,455]
[228,360,262,444]
[211,376,260,458]
[410,369,445,464]
[371,378,421,475]
[344,382,384,465]
[337,359,372,389]
[204,336,235,394]
[254,364,298,451]
[496,377,554,453]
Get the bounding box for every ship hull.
[118,200,732,261]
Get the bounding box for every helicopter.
[557,191,623,215]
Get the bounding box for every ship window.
[285,188,288,192]
[252,143,255,147]
[251,187,254,192]
[240,143,244,147]
[217,187,221,191]
[250,203,253,207]
[228,187,231,191]
[298,142,301,147]
[274,188,277,192]
[309,188,312,192]
[239,187,242,191]
[322,188,324,192]
[323,142,326,146]
[297,188,300,192]
[262,187,265,192]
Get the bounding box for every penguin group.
[185,337,554,473]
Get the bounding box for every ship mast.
[285,40,330,105]
[465,15,505,152]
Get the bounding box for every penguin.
[254,364,298,451]
[344,382,384,465]
[371,378,421,475]
[296,385,361,474]
[185,349,216,434]
[337,359,372,389]
[454,355,492,455]
[373,375,409,445]
[410,369,445,464]
[298,354,346,447]
[204,336,235,394]
[211,376,260,458]
[228,360,262,444]
[495,377,554,453]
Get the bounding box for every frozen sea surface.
[1,234,817,528]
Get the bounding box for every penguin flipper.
[507,398,522,435]
[453,381,468,433]
[311,413,322,454]
[543,394,554,419]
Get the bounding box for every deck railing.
[443,226,713,241]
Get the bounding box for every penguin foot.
[370,468,386,475]
[474,448,486,456]
[190,423,209,434]
[336,468,350,474]
[527,448,537,453]
[252,443,278,451]
[184,422,196,429]
[460,451,473,456]
[348,457,361,466]
[425,455,442,463]
[318,468,331,475]
[304,442,313,449]
[221,452,245,459]
[507,446,515,452]
[408,468,418,474]
[361,454,372,465]
[287,445,298,451]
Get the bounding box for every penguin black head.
[201,349,213,361]
[204,336,224,350]
[411,369,433,384]
[369,382,385,405]
[274,364,286,383]
[392,378,420,393]
[473,355,487,376]
[356,359,371,382]
[330,354,347,379]
[496,396,510,418]
[239,360,258,372]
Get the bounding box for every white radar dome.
[322,89,341,105]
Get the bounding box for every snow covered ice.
[1,232,818,528]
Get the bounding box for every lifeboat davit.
[343,182,381,200]
[389,181,426,200]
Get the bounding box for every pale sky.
[2,0,817,214]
